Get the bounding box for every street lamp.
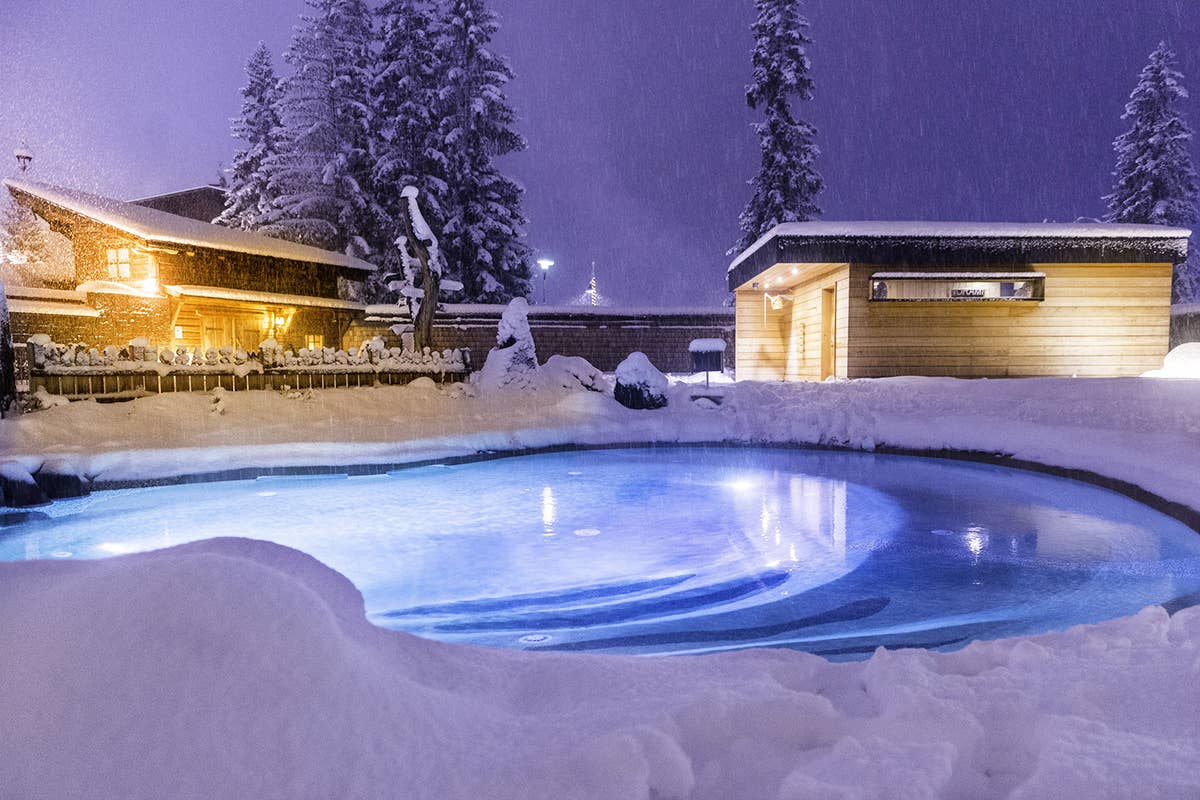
[537,258,554,304]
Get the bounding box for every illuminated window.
[305,334,324,350]
[106,248,131,279]
[868,272,1045,302]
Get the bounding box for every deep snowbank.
[2,537,1199,800]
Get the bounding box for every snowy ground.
[3,376,1200,798]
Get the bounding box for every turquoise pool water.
[3,447,1199,658]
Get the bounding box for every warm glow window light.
[106,247,131,279]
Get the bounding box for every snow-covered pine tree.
[731,0,823,256]
[0,201,74,288]
[1104,42,1200,301]
[431,0,532,303]
[261,0,375,257]
[367,0,443,301]
[217,43,282,230]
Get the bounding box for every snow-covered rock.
[539,354,608,393]
[614,351,669,409]
[475,298,539,392]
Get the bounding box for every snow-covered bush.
[539,354,607,393]
[475,298,539,392]
[614,351,669,410]
[1143,342,1200,378]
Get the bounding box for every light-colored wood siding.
[735,287,790,380]
[844,263,1172,378]
[734,264,850,381]
[785,264,849,381]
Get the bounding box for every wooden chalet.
[728,222,1190,379]
[3,179,375,353]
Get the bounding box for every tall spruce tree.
[431,0,531,302]
[1104,42,1199,300]
[368,0,444,300]
[217,43,282,229]
[732,0,823,256]
[262,0,375,256]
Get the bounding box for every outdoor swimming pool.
[3,447,1199,659]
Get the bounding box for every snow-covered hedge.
[25,335,468,377]
[259,336,468,374]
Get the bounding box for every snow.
[2,535,1200,800]
[728,220,1193,271]
[3,377,1200,797]
[3,179,377,272]
[1143,343,1200,378]
[475,298,539,391]
[615,351,670,391]
[75,279,164,298]
[365,303,735,319]
[6,298,99,317]
[165,284,365,311]
[688,338,727,353]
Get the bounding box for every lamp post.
[537,258,554,304]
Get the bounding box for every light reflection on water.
[2,447,1199,659]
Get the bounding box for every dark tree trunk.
[398,206,440,352]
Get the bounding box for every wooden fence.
[30,369,467,399]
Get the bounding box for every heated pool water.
[3,447,1200,659]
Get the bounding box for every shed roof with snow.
[728,221,1190,291]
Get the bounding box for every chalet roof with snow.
[728,220,1191,290]
[129,184,228,224]
[4,178,377,272]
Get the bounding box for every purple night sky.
[1,0,1198,304]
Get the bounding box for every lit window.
[868,272,1045,302]
[305,334,324,350]
[106,248,131,279]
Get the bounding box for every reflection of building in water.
[541,485,557,535]
[734,472,848,567]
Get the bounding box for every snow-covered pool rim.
[39,441,1200,537]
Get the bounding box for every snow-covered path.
[2,377,1200,799]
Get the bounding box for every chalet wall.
[155,249,349,300]
[348,308,736,372]
[844,263,1172,378]
[9,295,171,351]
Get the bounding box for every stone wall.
[348,305,735,373]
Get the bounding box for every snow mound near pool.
[2,537,1200,799]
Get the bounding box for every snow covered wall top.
[4,179,378,272]
[728,220,1192,289]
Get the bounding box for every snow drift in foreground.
[2,536,1198,800]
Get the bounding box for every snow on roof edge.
[4,178,377,273]
[727,220,1194,272]
[127,185,227,203]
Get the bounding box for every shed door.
[820,286,837,380]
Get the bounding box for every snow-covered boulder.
[475,298,539,392]
[1143,343,1200,378]
[614,351,669,410]
[539,354,608,393]
[0,461,47,507]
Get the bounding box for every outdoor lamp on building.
[537,258,554,304]
[13,142,32,173]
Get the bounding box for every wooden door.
[820,285,837,380]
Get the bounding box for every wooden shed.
[3,178,375,353]
[728,222,1190,380]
